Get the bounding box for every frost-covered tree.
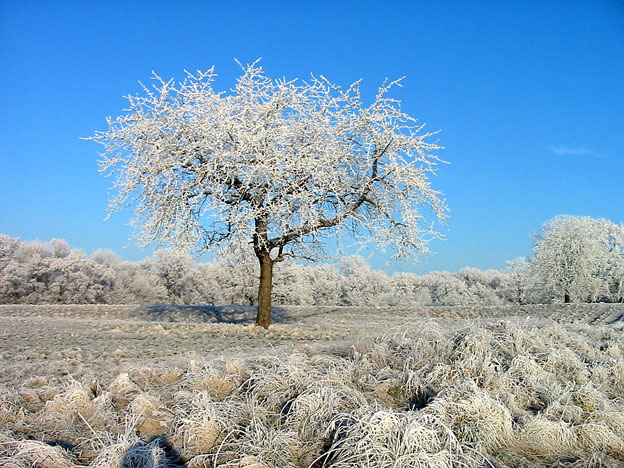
[531,215,624,303]
[418,271,472,305]
[89,61,448,327]
[338,255,394,306]
[0,237,115,304]
[45,251,114,303]
[0,234,21,262]
[49,238,71,259]
[200,244,259,306]
[501,257,534,304]
[91,249,122,267]
[0,235,28,303]
[304,262,343,306]
[272,261,315,306]
[603,221,624,302]
[389,272,432,305]
[151,249,196,304]
[108,260,168,304]
[454,267,505,305]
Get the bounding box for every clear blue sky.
[1,0,622,274]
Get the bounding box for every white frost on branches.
[531,215,624,303]
[89,61,448,262]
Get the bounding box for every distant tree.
[45,251,114,303]
[108,260,168,304]
[390,272,432,306]
[501,257,534,304]
[306,262,343,306]
[454,267,505,305]
[604,222,624,302]
[338,255,393,306]
[531,215,624,303]
[0,237,115,304]
[90,61,448,327]
[418,271,472,305]
[607,255,624,303]
[0,234,21,263]
[49,238,71,259]
[272,260,315,306]
[91,249,122,267]
[0,235,28,303]
[151,249,196,304]
[200,245,259,306]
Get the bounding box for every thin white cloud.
[548,145,598,157]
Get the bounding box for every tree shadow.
[119,436,187,467]
[42,436,187,467]
[141,304,294,324]
[117,437,187,468]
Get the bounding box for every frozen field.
[1,304,623,467]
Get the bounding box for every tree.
[454,267,505,305]
[501,257,534,304]
[195,243,259,306]
[89,61,448,327]
[92,249,122,267]
[603,222,624,302]
[302,262,343,306]
[272,260,315,306]
[418,271,471,305]
[151,248,195,303]
[0,235,28,303]
[0,237,115,304]
[338,255,393,306]
[531,215,624,303]
[108,260,168,305]
[390,272,432,306]
[45,251,114,303]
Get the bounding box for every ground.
[1,304,623,467]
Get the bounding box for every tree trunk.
[256,251,274,329]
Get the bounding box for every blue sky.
[1,0,623,274]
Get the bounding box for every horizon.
[1,1,623,274]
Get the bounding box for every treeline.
[0,215,622,306]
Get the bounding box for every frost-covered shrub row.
[1,319,623,467]
[1,214,623,306]
[0,235,507,306]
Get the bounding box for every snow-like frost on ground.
[1,304,623,467]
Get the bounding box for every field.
[1,304,623,467]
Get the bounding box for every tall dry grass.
[1,315,623,467]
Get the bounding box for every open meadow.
[1,304,623,467]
